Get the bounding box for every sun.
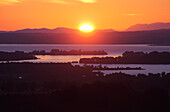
[79,24,94,32]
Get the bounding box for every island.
[80,64,144,70]
[29,49,108,55]
[0,49,107,63]
[80,51,170,64]
[0,51,38,61]
[0,49,107,61]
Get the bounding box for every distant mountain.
[96,29,116,32]
[0,31,6,33]
[126,22,170,31]
[0,27,116,33]
[14,27,76,33]
[1,29,170,44]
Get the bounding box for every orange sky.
[0,0,170,31]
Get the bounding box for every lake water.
[1,44,170,75]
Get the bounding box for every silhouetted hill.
[1,27,116,33]
[0,31,6,33]
[97,29,116,32]
[14,27,76,33]
[0,62,170,112]
[0,29,170,44]
[127,22,170,31]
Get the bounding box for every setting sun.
[79,25,94,32]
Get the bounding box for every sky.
[0,0,170,31]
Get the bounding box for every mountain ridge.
[0,29,170,44]
[0,27,117,33]
[126,22,170,31]
[1,22,170,33]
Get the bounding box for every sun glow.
[79,24,94,32]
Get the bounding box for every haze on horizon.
[0,0,170,31]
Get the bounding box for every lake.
[1,44,170,75]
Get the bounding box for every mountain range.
[7,27,76,33]
[1,22,170,33]
[126,22,170,31]
[1,28,116,33]
[0,29,170,44]
[0,22,170,44]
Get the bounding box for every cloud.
[48,0,70,4]
[77,0,97,3]
[121,14,143,16]
[47,0,98,4]
[0,0,20,5]
[0,0,98,5]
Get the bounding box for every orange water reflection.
[34,55,117,63]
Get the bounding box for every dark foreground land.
[80,51,170,64]
[0,62,170,112]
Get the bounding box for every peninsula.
[0,51,38,61]
[80,51,170,64]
